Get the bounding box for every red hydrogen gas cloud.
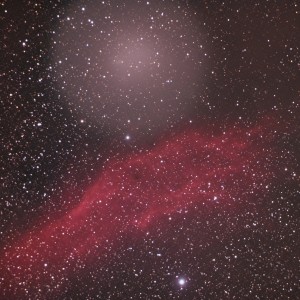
[0,116,290,296]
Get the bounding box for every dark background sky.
[1,1,299,299]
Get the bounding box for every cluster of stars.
[1,0,299,299]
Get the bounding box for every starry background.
[1,0,300,299]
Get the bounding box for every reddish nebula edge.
[0,114,295,296]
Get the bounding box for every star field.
[1,1,300,299]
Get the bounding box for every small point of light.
[125,135,130,140]
[178,278,185,285]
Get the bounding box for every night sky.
[1,1,300,299]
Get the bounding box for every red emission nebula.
[0,115,294,296]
